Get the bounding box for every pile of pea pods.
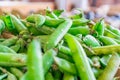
[0,9,119,80]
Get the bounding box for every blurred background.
[0,0,120,28]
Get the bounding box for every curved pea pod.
[44,19,72,51]
[106,25,120,36]
[63,73,75,80]
[72,18,90,27]
[26,14,45,28]
[26,39,44,80]
[10,68,24,79]
[0,44,16,53]
[104,28,120,39]
[45,72,54,80]
[3,15,17,33]
[83,35,101,47]
[0,19,5,34]
[68,26,90,36]
[113,38,120,44]
[1,37,18,47]
[54,57,77,75]
[93,18,105,36]
[65,34,96,80]
[10,15,28,33]
[44,17,65,28]
[0,53,26,66]
[98,53,120,80]
[98,36,118,45]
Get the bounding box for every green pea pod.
[113,38,120,44]
[100,55,111,67]
[83,35,101,47]
[68,26,90,36]
[98,36,118,45]
[72,18,90,27]
[43,49,56,74]
[92,45,120,55]
[104,28,120,39]
[44,17,65,28]
[3,15,17,33]
[45,72,54,80]
[45,19,72,51]
[7,72,17,80]
[10,38,23,52]
[57,52,74,63]
[0,73,7,80]
[58,45,72,56]
[10,68,23,79]
[26,14,45,28]
[53,9,64,17]
[0,44,16,53]
[26,39,44,80]
[10,15,28,33]
[54,57,77,75]
[0,19,5,34]
[63,73,75,80]
[106,25,120,36]
[65,34,96,80]
[1,37,18,47]
[93,18,105,36]
[46,8,58,19]
[0,53,26,66]
[98,53,120,80]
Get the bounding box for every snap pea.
[3,15,17,33]
[98,53,120,80]
[26,14,45,28]
[93,18,105,36]
[54,57,77,75]
[0,53,26,66]
[92,45,120,55]
[65,34,96,80]
[83,35,101,47]
[92,68,103,78]
[1,37,18,47]
[98,36,118,45]
[26,39,44,80]
[113,38,120,44]
[46,8,58,19]
[63,73,75,80]
[106,25,120,36]
[68,26,90,36]
[100,55,111,67]
[10,68,23,79]
[43,49,56,74]
[0,19,5,34]
[104,28,120,39]
[72,18,90,27]
[10,15,28,33]
[45,19,72,51]
[7,72,17,80]
[57,52,74,63]
[0,44,16,53]
[44,17,65,28]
